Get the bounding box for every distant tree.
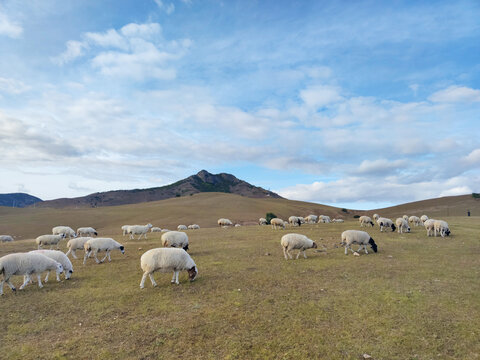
[353,215,360,218]
[472,193,480,199]
[265,212,277,225]
[341,208,348,213]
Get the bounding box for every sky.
[0,0,479,209]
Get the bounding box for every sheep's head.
[183,244,189,252]
[391,224,396,232]
[65,269,73,280]
[369,238,378,253]
[407,227,411,233]
[370,221,374,227]
[312,242,318,249]
[188,266,198,282]
[445,228,451,236]
[119,246,125,254]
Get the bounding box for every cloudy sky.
[1,0,479,209]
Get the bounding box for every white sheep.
[36,234,65,250]
[318,215,331,223]
[65,237,92,259]
[395,218,411,234]
[128,224,153,240]
[373,214,380,222]
[434,220,451,237]
[297,217,305,224]
[0,235,14,242]
[359,216,375,227]
[402,215,409,221]
[52,226,76,239]
[140,248,198,287]
[409,216,422,226]
[0,253,63,295]
[270,218,286,230]
[280,233,318,260]
[305,215,318,224]
[234,224,241,227]
[259,218,267,225]
[424,219,436,236]
[420,215,429,224]
[177,225,188,230]
[332,219,344,223]
[161,229,170,233]
[376,217,396,232]
[217,218,233,227]
[188,224,200,230]
[121,225,132,236]
[151,227,162,232]
[83,238,125,264]
[161,231,189,251]
[76,227,97,237]
[288,216,300,226]
[341,230,378,255]
[29,250,73,281]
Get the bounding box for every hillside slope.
[0,193,43,208]
[35,170,282,208]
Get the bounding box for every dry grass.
[0,195,479,359]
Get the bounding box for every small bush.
[265,212,277,225]
[175,193,181,197]
[341,208,348,213]
[472,193,480,199]
[353,215,360,218]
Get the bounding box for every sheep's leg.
[283,247,288,260]
[140,272,152,288]
[94,251,101,264]
[286,249,293,259]
[345,246,348,255]
[65,248,72,257]
[19,275,31,290]
[107,251,112,262]
[37,274,43,288]
[296,250,302,259]
[175,271,180,284]
[100,251,108,263]
[364,245,369,254]
[171,272,176,283]
[83,251,90,265]
[44,271,50,282]
[71,249,78,259]
[302,250,307,259]
[56,271,61,282]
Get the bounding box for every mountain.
[35,170,283,208]
[0,193,43,208]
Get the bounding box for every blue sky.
[1,0,479,209]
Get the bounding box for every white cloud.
[464,149,480,165]
[0,77,30,94]
[154,0,175,14]
[299,85,343,109]
[53,40,87,65]
[429,86,480,103]
[0,10,22,38]
[85,29,128,50]
[354,159,408,176]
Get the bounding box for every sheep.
[402,215,409,221]
[161,231,189,251]
[52,226,76,240]
[318,215,331,223]
[83,238,125,264]
[376,217,396,232]
[305,215,318,224]
[259,218,267,225]
[373,214,380,222]
[270,218,286,230]
[341,230,378,255]
[0,253,63,295]
[161,229,170,233]
[424,219,436,236]
[0,235,14,242]
[420,215,429,224]
[359,216,374,227]
[187,224,200,230]
[434,220,451,237]
[409,216,422,226]
[217,218,233,227]
[65,237,92,259]
[76,227,97,237]
[234,224,241,227]
[332,219,344,223]
[297,216,305,224]
[280,233,318,260]
[288,216,301,227]
[177,225,188,230]
[29,250,73,281]
[36,234,65,250]
[140,248,198,287]
[128,224,153,240]
[151,227,162,232]
[395,218,411,234]
[121,225,132,236]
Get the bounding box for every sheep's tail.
[369,238,378,253]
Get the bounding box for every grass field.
[1,210,479,359]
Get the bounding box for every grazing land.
[0,194,479,359]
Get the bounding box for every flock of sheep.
[0,212,451,296]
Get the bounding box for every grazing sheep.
[271,218,286,230]
[0,253,63,295]
[259,218,267,225]
[376,217,396,232]
[65,237,92,259]
[161,229,170,233]
[395,218,411,234]
[434,220,451,237]
[128,224,153,240]
[288,216,301,227]
[359,216,374,227]
[332,219,344,223]
[187,224,200,230]
[420,215,429,224]
[52,226,76,240]
[83,238,125,264]
[161,231,189,251]
[341,230,378,255]
[121,225,132,236]
[0,235,14,242]
[280,233,318,260]
[36,234,65,250]
[177,225,188,231]
[409,216,422,226]
[140,248,198,287]
[318,215,331,223]
[402,215,409,221]
[234,224,241,227]
[151,227,162,232]
[29,250,73,281]
[424,219,436,236]
[373,214,380,222]
[305,215,318,224]
[76,227,97,237]
[217,218,233,227]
